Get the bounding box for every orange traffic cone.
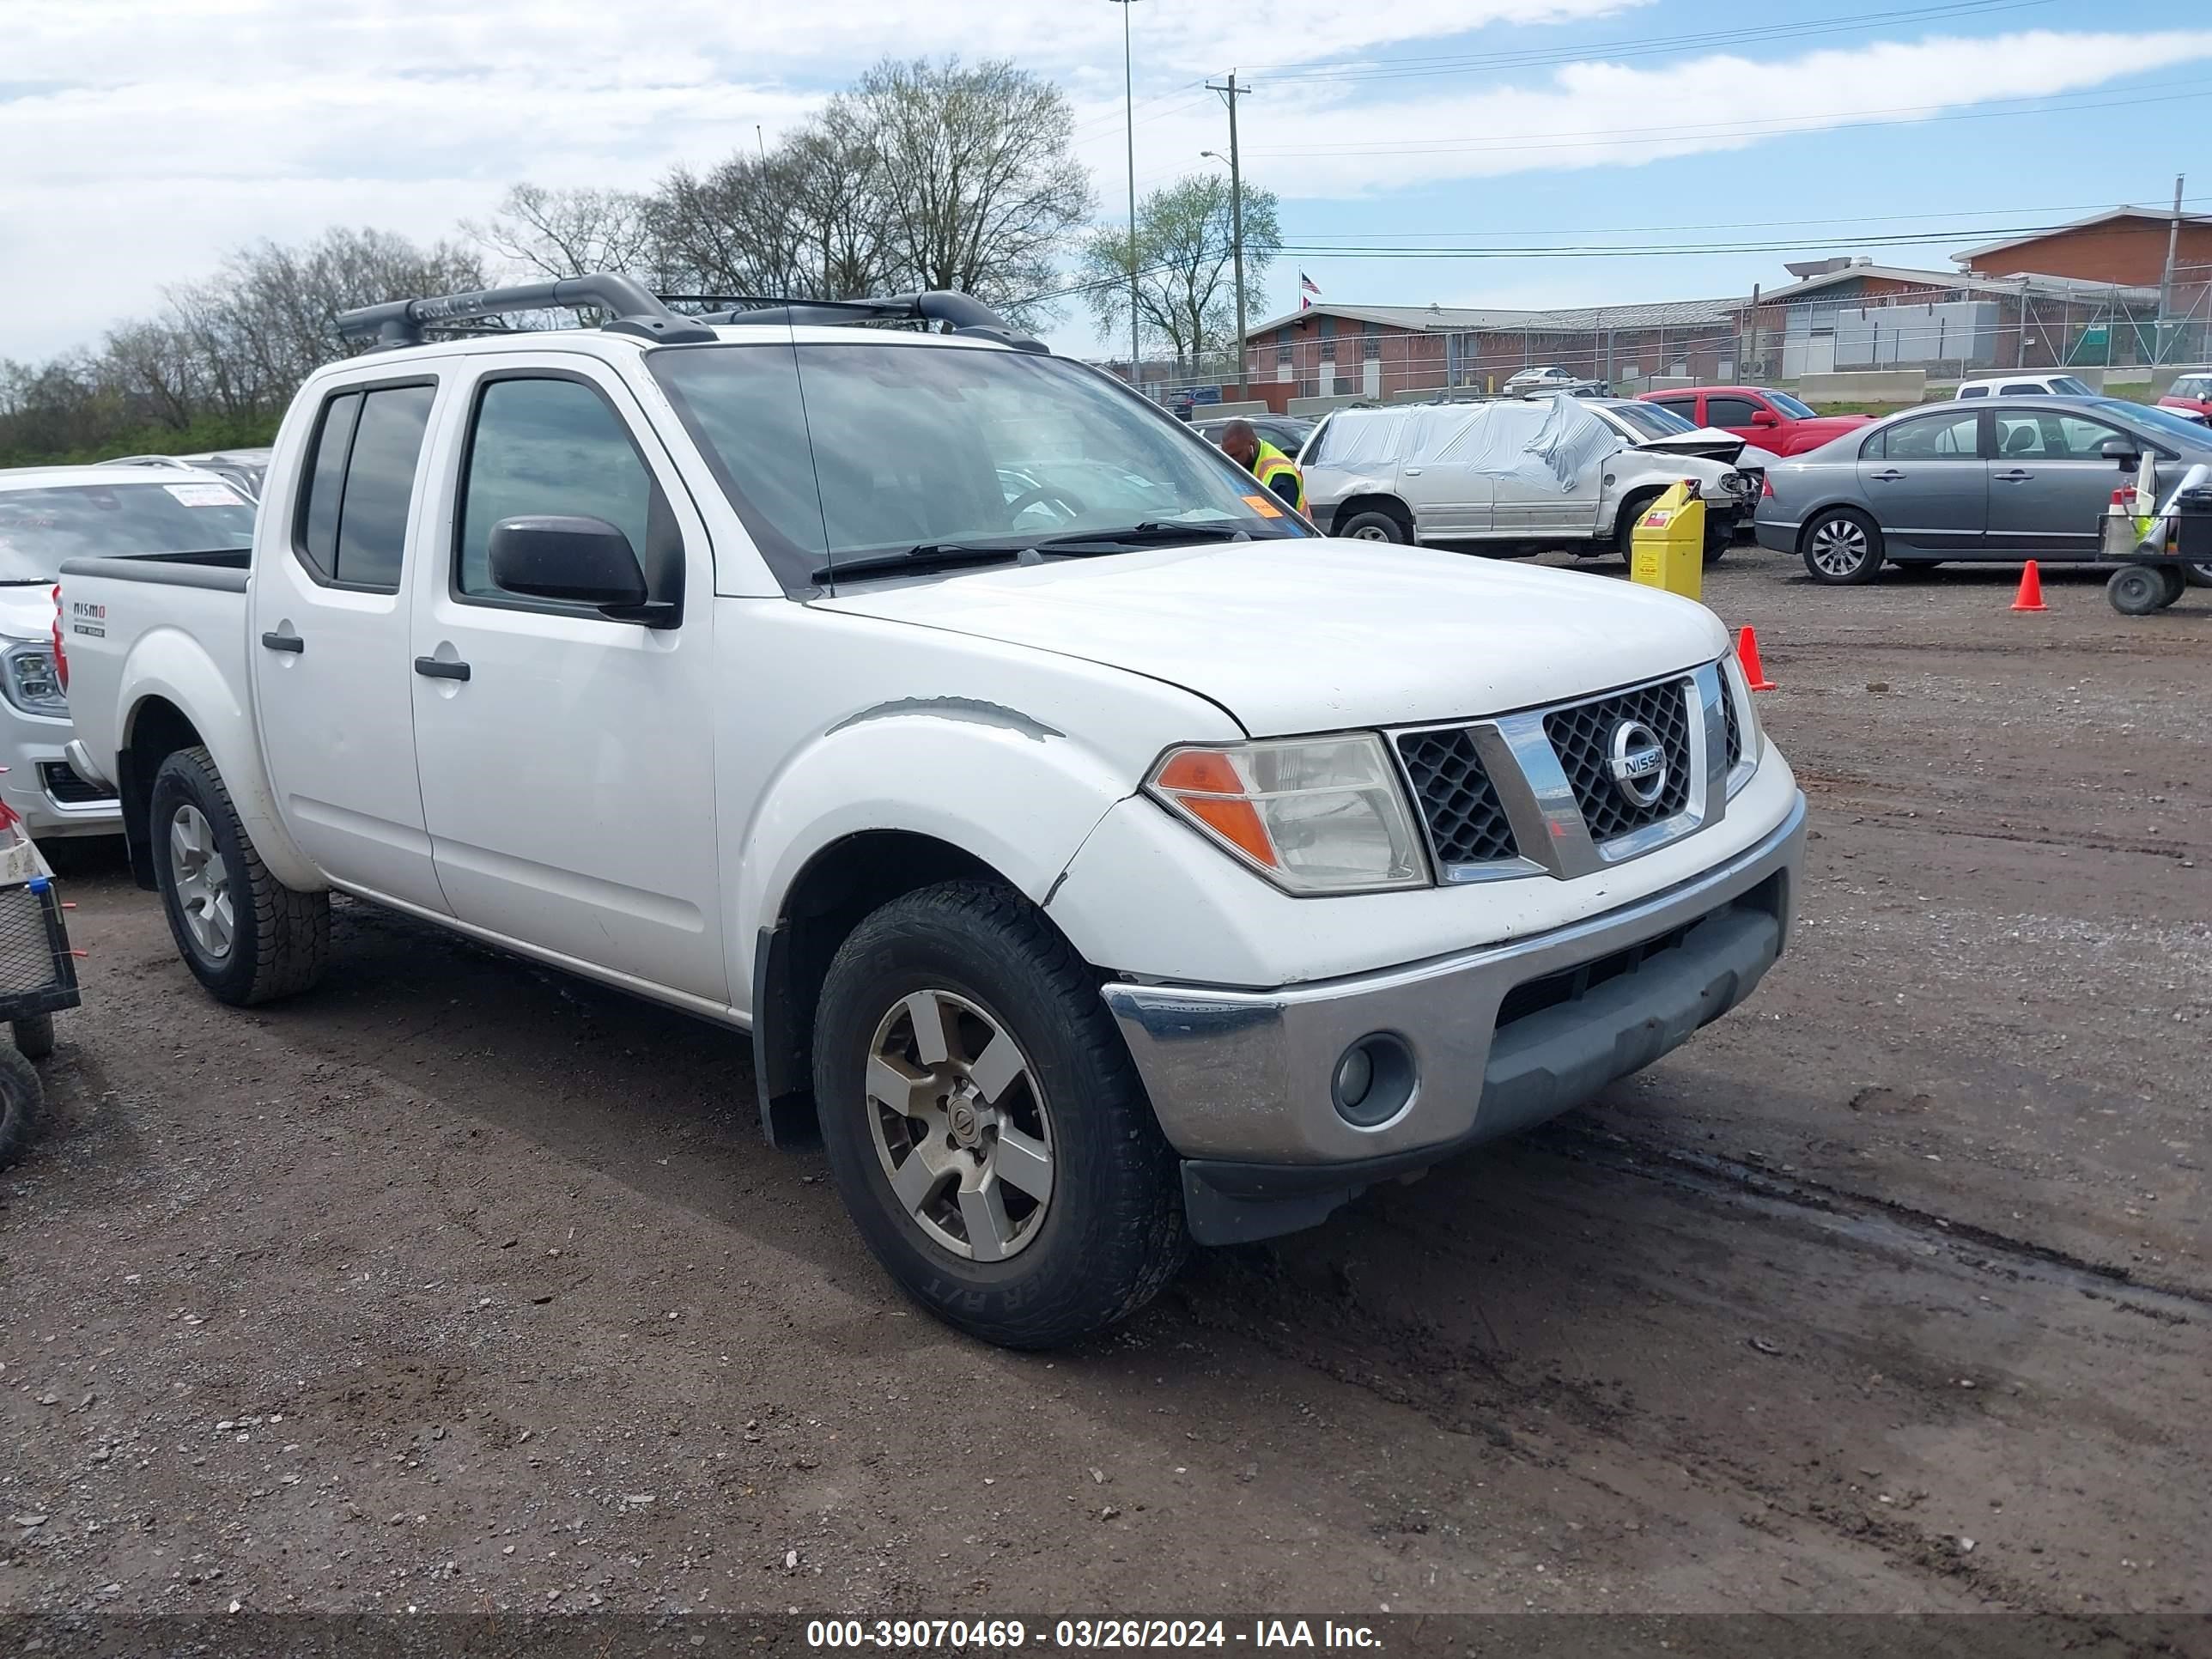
[2011,561,2046,612]
[1735,624,1777,691]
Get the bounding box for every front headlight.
[1146,733,1429,894]
[1720,470,1749,495]
[1721,651,1762,771]
[1,641,66,719]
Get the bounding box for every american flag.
[1298,270,1321,310]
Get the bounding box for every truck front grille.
[1722,684,1744,771]
[1543,678,1693,845]
[1395,727,1519,867]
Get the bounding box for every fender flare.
[118,628,323,893]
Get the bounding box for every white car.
[0,465,256,839]
[1504,366,1588,394]
[59,275,1804,1350]
[1954,373,2098,399]
[1301,398,1754,561]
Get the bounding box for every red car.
[2158,369,2212,420]
[1638,386,1872,458]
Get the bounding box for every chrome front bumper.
[1103,793,1807,1243]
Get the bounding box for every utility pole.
[1110,0,1143,397]
[2158,173,2185,366]
[1206,71,1253,393]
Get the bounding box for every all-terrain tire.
[0,1043,40,1171]
[149,745,329,1007]
[811,880,1187,1349]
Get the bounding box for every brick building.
[1953,205,2212,287]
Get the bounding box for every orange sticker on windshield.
[1241,493,1285,518]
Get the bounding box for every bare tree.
[1079,174,1282,368]
[842,56,1093,325]
[465,183,666,284]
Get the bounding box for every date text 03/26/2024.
[805,1620,1384,1650]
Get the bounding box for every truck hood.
[0,584,55,644]
[812,539,1729,735]
[1775,415,1874,453]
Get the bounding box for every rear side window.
[1869,410,1981,460]
[1957,385,1987,398]
[1652,398,1698,422]
[1999,383,2044,396]
[293,382,436,591]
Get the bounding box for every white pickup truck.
[59,275,1805,1349]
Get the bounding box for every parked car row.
[1755,394,2212,585]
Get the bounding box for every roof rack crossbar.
[335,274,720,349]
[681,289,1048,353]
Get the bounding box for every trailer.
[2100,465,2212,616]
[0,811,82,1171]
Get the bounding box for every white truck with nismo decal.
[58,275,1805,1349]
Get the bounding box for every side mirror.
[488,515,659,617]
[1750,410,1781,428]
[2099,437,2142,472]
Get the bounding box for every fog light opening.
[1331,1033,1415,1128]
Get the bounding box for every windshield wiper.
[811,543,1033,583]
[1031,521,1255,552]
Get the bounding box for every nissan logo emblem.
[1607,720,1668,809]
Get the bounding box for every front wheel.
[1337,508,1409,544]
[149,746,330,1007]
[1802,508,1884,585]
[812,881,1186,1349]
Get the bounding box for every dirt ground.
[0,550,2206,1635]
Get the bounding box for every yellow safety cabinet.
[1629,480,1705,601]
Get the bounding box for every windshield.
[1606,402,1696,438]
[2100,400,2212,446]
[651,341,1306,588]
[2171,376,2212,399]
[0,480,256,580]
[2050,375,2096,397]
[1765,390,1817,419]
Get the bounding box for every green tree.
[1079,174,1281,369]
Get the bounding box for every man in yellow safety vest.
[1217,420,1307,516]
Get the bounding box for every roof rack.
[335,274,720,349]
[670,290,1048,354]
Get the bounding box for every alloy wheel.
[864,988,1055,1261]
[1808,517,1870,578]
[169,803,234,959]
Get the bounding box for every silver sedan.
[1754,395,2212,585]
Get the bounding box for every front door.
[1857,407,1986,556]
[406,359,728,1006]
[1985,407,2138,561]
[249,376,451,914]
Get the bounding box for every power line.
[1279,197,2212,242]
[1275,217,2183,261]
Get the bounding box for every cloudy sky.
[5,0,2211,362]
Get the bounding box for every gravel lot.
[0,550,2206,1634]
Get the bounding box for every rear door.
[1649,393,1701,428]
[1986,406,2136,560]
[249,375,450,913]
[1395,409,1494,539]
[406,355,727,1006]
[1857,407,1988,556]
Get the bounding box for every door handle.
[414,656,471,682]
[1401,467,1423,476]
[1868,469,1905,482]
[259,630,304,653]
[1993,469,2033,482]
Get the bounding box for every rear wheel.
[2183,561,2212,588]
[10,1015,54,1061]
[0,1044,40,1172]
[1338,507,1410,544]
[150,746,330,1007]
[1802,508,1883,585]
[812,881,1185,1349]
[2107,564,2172,615]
